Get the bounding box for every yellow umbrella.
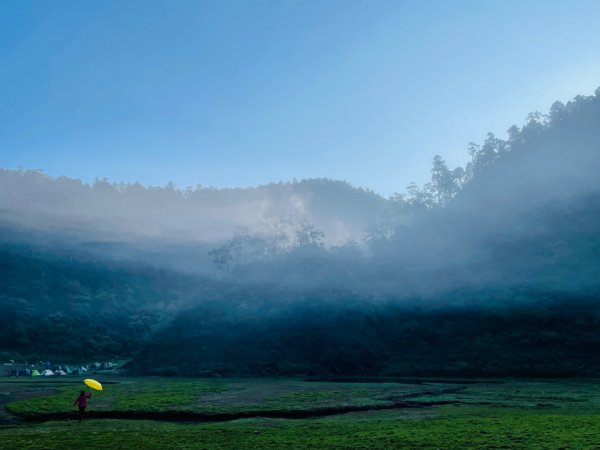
[84,379,103,391]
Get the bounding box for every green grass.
[4,377,227,416]
[3,409,600,449]
[3,377,434,417]
[4,377,600,449]
[409,379,600,411]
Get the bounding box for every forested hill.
[129,89,600,376]
[0,240,193,360]
[3,89,600,376]
[0,172,385,249]
[365,89,600,295]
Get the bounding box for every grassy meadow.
[3,376,600,449]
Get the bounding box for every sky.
[1,0,600,197]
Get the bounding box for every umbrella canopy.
[84,378,102,391]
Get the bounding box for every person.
[73,390,92,422]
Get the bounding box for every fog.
[0,172,384,273]
[209,90,600,296]
[2,90,600,294]
[3,89,600,376]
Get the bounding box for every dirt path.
[0,388,56,425]
[17,399,459,423]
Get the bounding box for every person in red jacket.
[73,390,92,422]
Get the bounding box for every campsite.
[3,375,600,449]
[2,361,115,378]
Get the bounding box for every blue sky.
[1,0,600,196]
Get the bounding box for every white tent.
[56,370,67,376]
[80,366,87,372]
[41,370,54,376]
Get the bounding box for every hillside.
[0,173,384,242]
[3,89,600,376]
[0,241,207,360]
[129,89,600,376]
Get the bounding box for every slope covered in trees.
[130,89,600,376]
[130,289,600,377]
[0,173,384,249]
[0,238,213,360]
[3,89,600,376]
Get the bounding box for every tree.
[430,155,461,205]
[295,221,325,248]
[208,245,233,277]
[405,182,434,210]
[228,234,245,267]
[548,101,568,125]
[452,167,465,189]
[520,112,546,141]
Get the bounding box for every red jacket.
[73,393,91,408]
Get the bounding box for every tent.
[56,370,67,376]
[64,366,73,374]
[80,366,87,372]
[41,370,54,376]
[31,370,40,376]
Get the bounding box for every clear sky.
[1,0,600,196]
